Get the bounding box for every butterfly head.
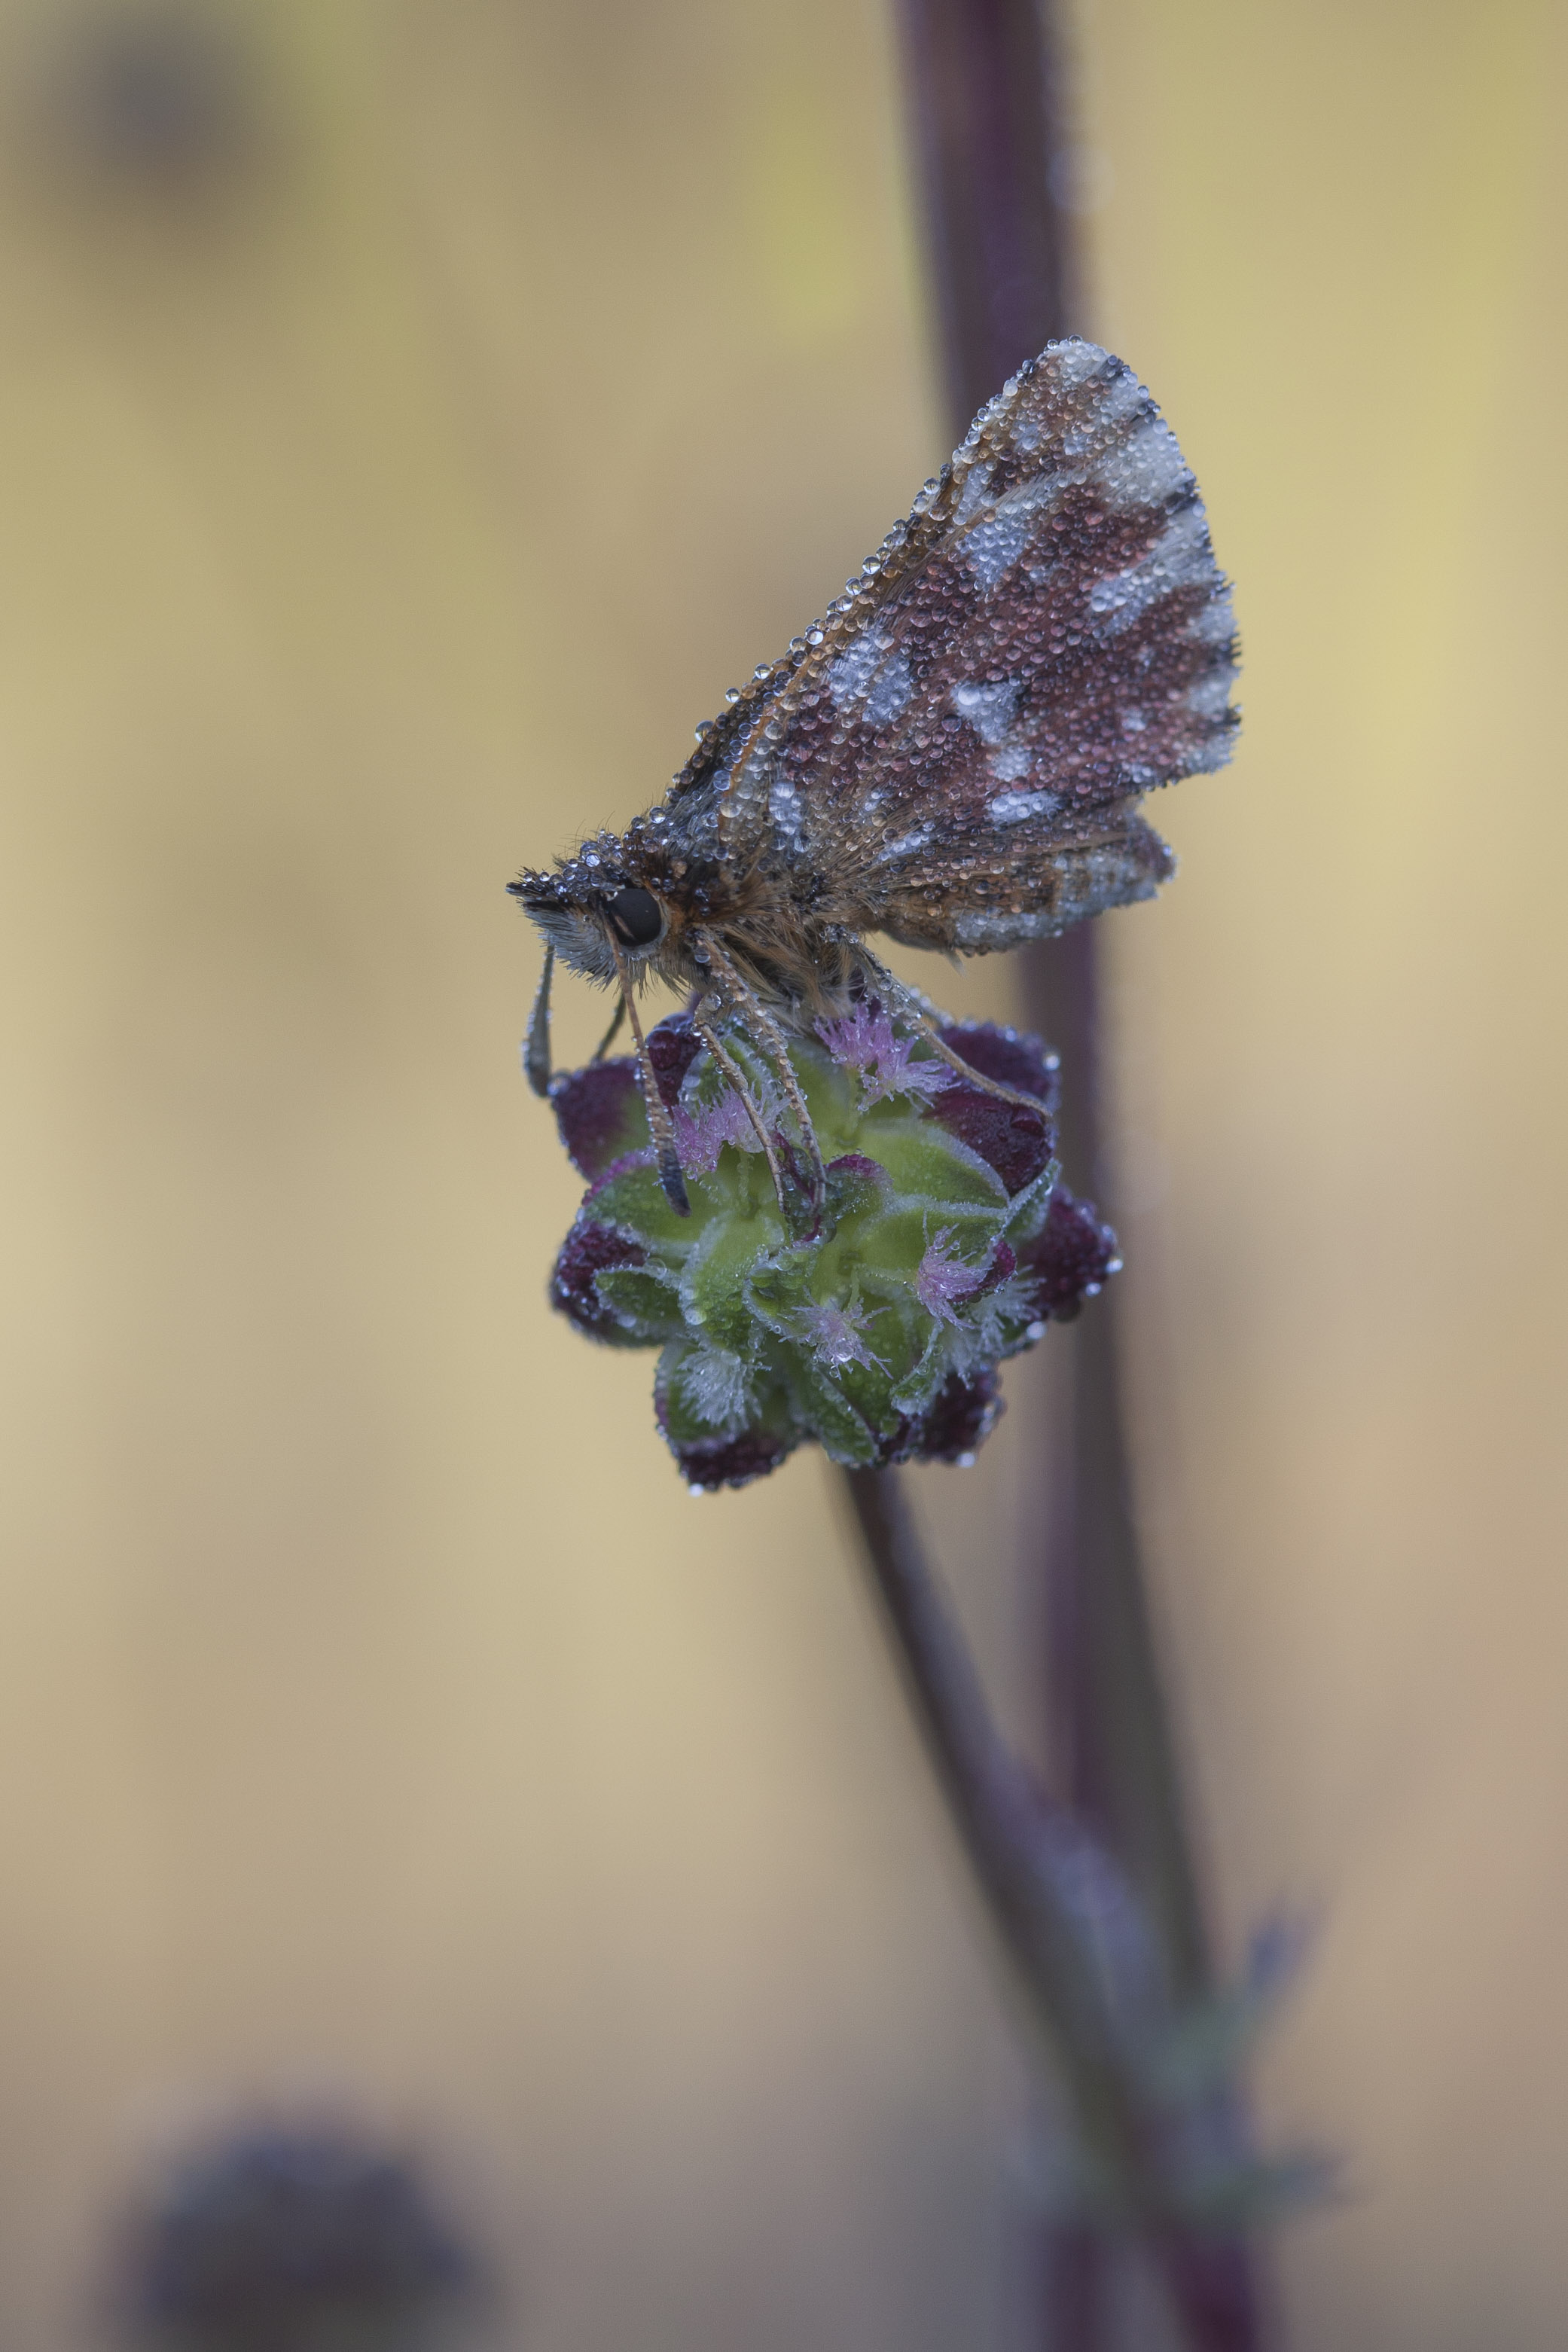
[508,836,670,986]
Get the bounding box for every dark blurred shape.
[45,8,258,190]
[116,2125,482,2352]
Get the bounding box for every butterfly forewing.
[668,340,1237,952]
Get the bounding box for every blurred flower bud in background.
[112,2125,485,2352]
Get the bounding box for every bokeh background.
[0,0,1563,2345]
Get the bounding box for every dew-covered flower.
[544,1005,1118,1490]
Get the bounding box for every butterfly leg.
[524,943,555,1097]
[699,935,826,1221]
[606,935,691,1217]
[590,992,628,1063]
[691,1008,790,1213]
[862,953,1055,1116]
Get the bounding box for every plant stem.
[877,2,1274,2344]
[843,1470,1272,2352]
[894,0,1080,429]
[843,1469,1142,2182]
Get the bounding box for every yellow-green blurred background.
[0,0,1563,2344]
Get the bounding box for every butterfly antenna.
[524,943,555,1097]
[692,1008,790,1217]
[606,936,690,1217]
[700,936,826,1219]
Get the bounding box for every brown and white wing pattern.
[661,339,1237,953]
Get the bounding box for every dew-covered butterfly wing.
[664,339,1237,953]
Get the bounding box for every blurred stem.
[843,1469,1271,2352]
[894,0,1212,2036]
[843,1469,1139,2176]
[893,0,1079,429]
[886,1,1270,2344]
[1022,939,1211,1999]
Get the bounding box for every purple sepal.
[975,1239,1016,1298]
[669,1429,799,1493]
[550,1058,644,1179]
[938,1022,1060,1112]
[922,1023,1058,1195]
[1017,1186,1119,1322]
[551,1219,648,1340]
[646,1014,703,1107]
[548,1014,706,1179]
[825,1152,892,1219]
[880,1367,1005,1465]
[926,1087,1053,1195]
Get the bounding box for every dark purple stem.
[894,0,1079,429]
[844,1473,1272,2352]
[842,1471,1142,2177]
[883,3,1271,2345]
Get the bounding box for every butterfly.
[511,338,1237,1221]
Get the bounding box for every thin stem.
[895,0,1216,2089]
[843,1471,1278,2352]
[887,3,1273,2345]
[894,0,1080,427]
[842,1470,1141,2181]
[846,1468,1275,2352]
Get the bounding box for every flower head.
[543,1008,1116,1489]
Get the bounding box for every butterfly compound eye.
[602,886,664,949]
